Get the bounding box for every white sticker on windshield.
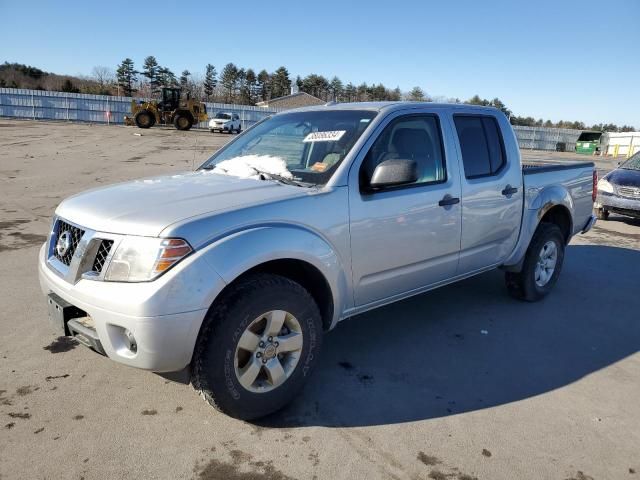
[303,130,346,143]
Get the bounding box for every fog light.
[123,329,137,353]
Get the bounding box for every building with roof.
[256,91,325,110]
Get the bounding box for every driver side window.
[359,115,446,191]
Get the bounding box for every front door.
[349,112,462,307]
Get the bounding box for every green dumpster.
[575,131,602,155]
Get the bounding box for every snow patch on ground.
[209,155,293,179]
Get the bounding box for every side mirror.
[369,159,418,189]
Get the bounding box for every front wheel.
[173,114,193,131]
[192,274,323,420]
[505,222,565,302]
[134,110,155,129]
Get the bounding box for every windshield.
[215,113,231,120]
[201,110,378,186]
[620,151,640,170]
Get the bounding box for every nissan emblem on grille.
[52,219,86,266]
[56,231,71,257]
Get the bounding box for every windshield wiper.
[200,164,313,187]
[254,169,314,188]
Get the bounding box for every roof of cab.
[276,101,503,116]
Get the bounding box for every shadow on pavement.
[605,215,640,228]
[257,245,639,428]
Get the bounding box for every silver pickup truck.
[39,102,596,419]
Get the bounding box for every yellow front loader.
[124,87,208,131]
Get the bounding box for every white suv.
[209,112,241,134]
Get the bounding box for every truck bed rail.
[522,161,595,175]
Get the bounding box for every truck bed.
[521,160,595,236]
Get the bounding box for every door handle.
[438,195,460,207]
[501,185,518,196]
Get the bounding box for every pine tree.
[179,69,191,94]
[257,69,270,101]
[270,66,291,99]
[344,83,356,102]
[157,67,177,87]
[116,58,137,96]
[407,86,425,102]
[203,64,217,100]
[179,70,190,86]
[142,56,160,94]
[236,68,246,100]
[489,97,511,117]
[220,63,238,102]
[245,68,257,104]
[329,76,343,101]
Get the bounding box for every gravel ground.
[0,119,638,480]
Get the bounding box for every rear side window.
[454,115,505,178]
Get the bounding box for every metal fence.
[0,88,584,151]
[512,125,582,151]
[0,88,280,129]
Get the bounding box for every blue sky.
[1,0,638,126]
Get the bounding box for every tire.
[134,110,154,129]
[192,273,323,420]
[236,124,242,134]
[505,222,565,302]
[596,208,609,220]
[173,114,193,131]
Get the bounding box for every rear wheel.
[236,123,242,134]
[192,274,323,420]
[173,114,193,131]
[505,222,565,302]
[596,207,609,220]
[134,110,155,129]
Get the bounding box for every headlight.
[104,237,192,282]
[597,178,614,194]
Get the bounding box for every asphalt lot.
[0,119,638,480]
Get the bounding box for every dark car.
[595,151,640,220]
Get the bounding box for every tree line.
[114,56,404,105]
[0,60,635,132]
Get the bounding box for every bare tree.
[91,66,114,87]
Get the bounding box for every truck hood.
[56,171,307,237]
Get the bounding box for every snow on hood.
[210,154,293,180]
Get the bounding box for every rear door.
[348,110,462,307]
[452,113,523,273]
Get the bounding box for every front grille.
[53,220,85,266]
[617,186,640,199]
[91,239,114,273]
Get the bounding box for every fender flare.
[199,225,349,329]
[502,185,575,271]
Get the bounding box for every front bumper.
[38,243,225,372]
[596,192,640,218]
[209,123,230,130]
